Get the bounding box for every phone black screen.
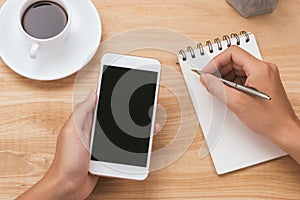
[91,65,158,167]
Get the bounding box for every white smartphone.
[89,53,161,180]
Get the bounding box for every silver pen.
[191,69,271,100]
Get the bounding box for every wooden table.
[1,0,300,199]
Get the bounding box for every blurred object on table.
[226,0,279,18]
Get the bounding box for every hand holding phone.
[89,53,161,180]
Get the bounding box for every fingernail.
[87,90,96,103]
[199,75,209,91]
[155,123,162,133]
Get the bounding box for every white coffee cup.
[18,0,71,59]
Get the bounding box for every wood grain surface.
[1,0,300,199]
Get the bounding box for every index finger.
[203,45,263,77]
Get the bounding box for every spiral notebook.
[178,31,287,175]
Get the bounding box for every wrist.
[273,116,300,155]
[275,118,299,145]
[17,166,74,200]
[42,167,75,200]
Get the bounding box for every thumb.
[73,91,97,124]
[83,91,97,113]
[76,91,97,113]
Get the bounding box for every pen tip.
[191,69,204,76]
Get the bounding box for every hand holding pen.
[192,69,271,100]
[197,46,299,156]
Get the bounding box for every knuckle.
[228,45,239,52]
[270,63,279,73]
[265,62,279,77]
[260,62,269,69]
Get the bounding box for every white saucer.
[0,0,101,80]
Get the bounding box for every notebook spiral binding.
[179,31,250,61]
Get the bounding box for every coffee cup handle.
[30,43,40,59]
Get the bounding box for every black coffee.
[22,1,68,39]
